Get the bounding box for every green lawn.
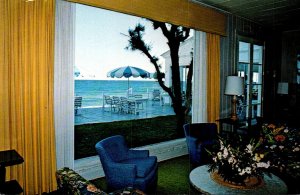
[75,115,190,159]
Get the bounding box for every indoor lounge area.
[1,0,299,194]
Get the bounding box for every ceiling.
[193,0,300,31]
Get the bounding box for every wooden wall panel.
[219,15,265,118]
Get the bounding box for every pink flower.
[87,184,100,192]
[275,134,286,142]
[268,124,276,129]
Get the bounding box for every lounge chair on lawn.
[152,89,161,105]
[74,96,82,115]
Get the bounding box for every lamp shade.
[225,76,244,96]
[277,82,289,94]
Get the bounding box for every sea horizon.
[75,79,161,108]
[74,77,156,82]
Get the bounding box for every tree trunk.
[169,41,185,136]
[185,59,193,116]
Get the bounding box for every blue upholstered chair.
[95,135,158,193]
[183,123,218,166]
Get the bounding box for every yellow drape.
[0,0,57,194]
[206,33,220,123]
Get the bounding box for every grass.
[91,155,200,195]
[75,115,190,159]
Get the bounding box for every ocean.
[75,80,161,108]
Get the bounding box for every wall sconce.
[277,82,289,95]
[225,76,244,121]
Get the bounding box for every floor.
[75,100,175,125]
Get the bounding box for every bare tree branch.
[152,21,171,40]
[126,24,173,99]
[126,22,192,136]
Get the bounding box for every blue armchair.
[183,123,218,166]
[95,135,158,193]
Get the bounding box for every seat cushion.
[121,156,157,177]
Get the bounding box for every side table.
[216,117,246,134]
[0,150,24,194]
[189,165,287,194]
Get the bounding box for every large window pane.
[74,4,194,159]
[239,42,250,63]
[237,39,264,121]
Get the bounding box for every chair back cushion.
[95,135,128,162]
[183,123,217,141]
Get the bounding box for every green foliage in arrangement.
[75,115,190,159]
[260,124,300,179]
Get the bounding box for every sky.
[75,4,170,80]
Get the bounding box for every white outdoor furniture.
[74,96,82,115]
[103,95,113,112]
[127,96,148,115]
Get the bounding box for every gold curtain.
[206,33,220,123]
[67,0,227,36]
[0,0,57,194]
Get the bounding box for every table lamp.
[225,76,244,120]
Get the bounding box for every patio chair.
[119,97,129,113]
[183,123,218,166]
[128,101,136,114]
[74,96,82,115]
[112,96,121,112]
[103,95,113,112]
[152,89,161,105]
[95,135,158,193]
[134,94,143,110]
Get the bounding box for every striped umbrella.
[107,66,150,89]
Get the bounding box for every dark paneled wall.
[264,30,300,122]
[281,30,300,83]
[264,30,282,120]
[220,14,299,125]
[220,14,265,118]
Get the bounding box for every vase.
[210,172,264,189]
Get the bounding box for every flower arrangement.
[208,123,300,186]
[207,136,270,185]
[260,124,300,179]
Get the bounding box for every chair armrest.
[186,136,197,145]
[107,162,137,183]
[127,149,149,159]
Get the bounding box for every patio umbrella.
[107,66,150,89]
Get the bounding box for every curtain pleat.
[0,0,57,194]
[206,33,221,123]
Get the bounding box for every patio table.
[127,97,148,115]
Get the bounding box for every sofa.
[56,167,145,195]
